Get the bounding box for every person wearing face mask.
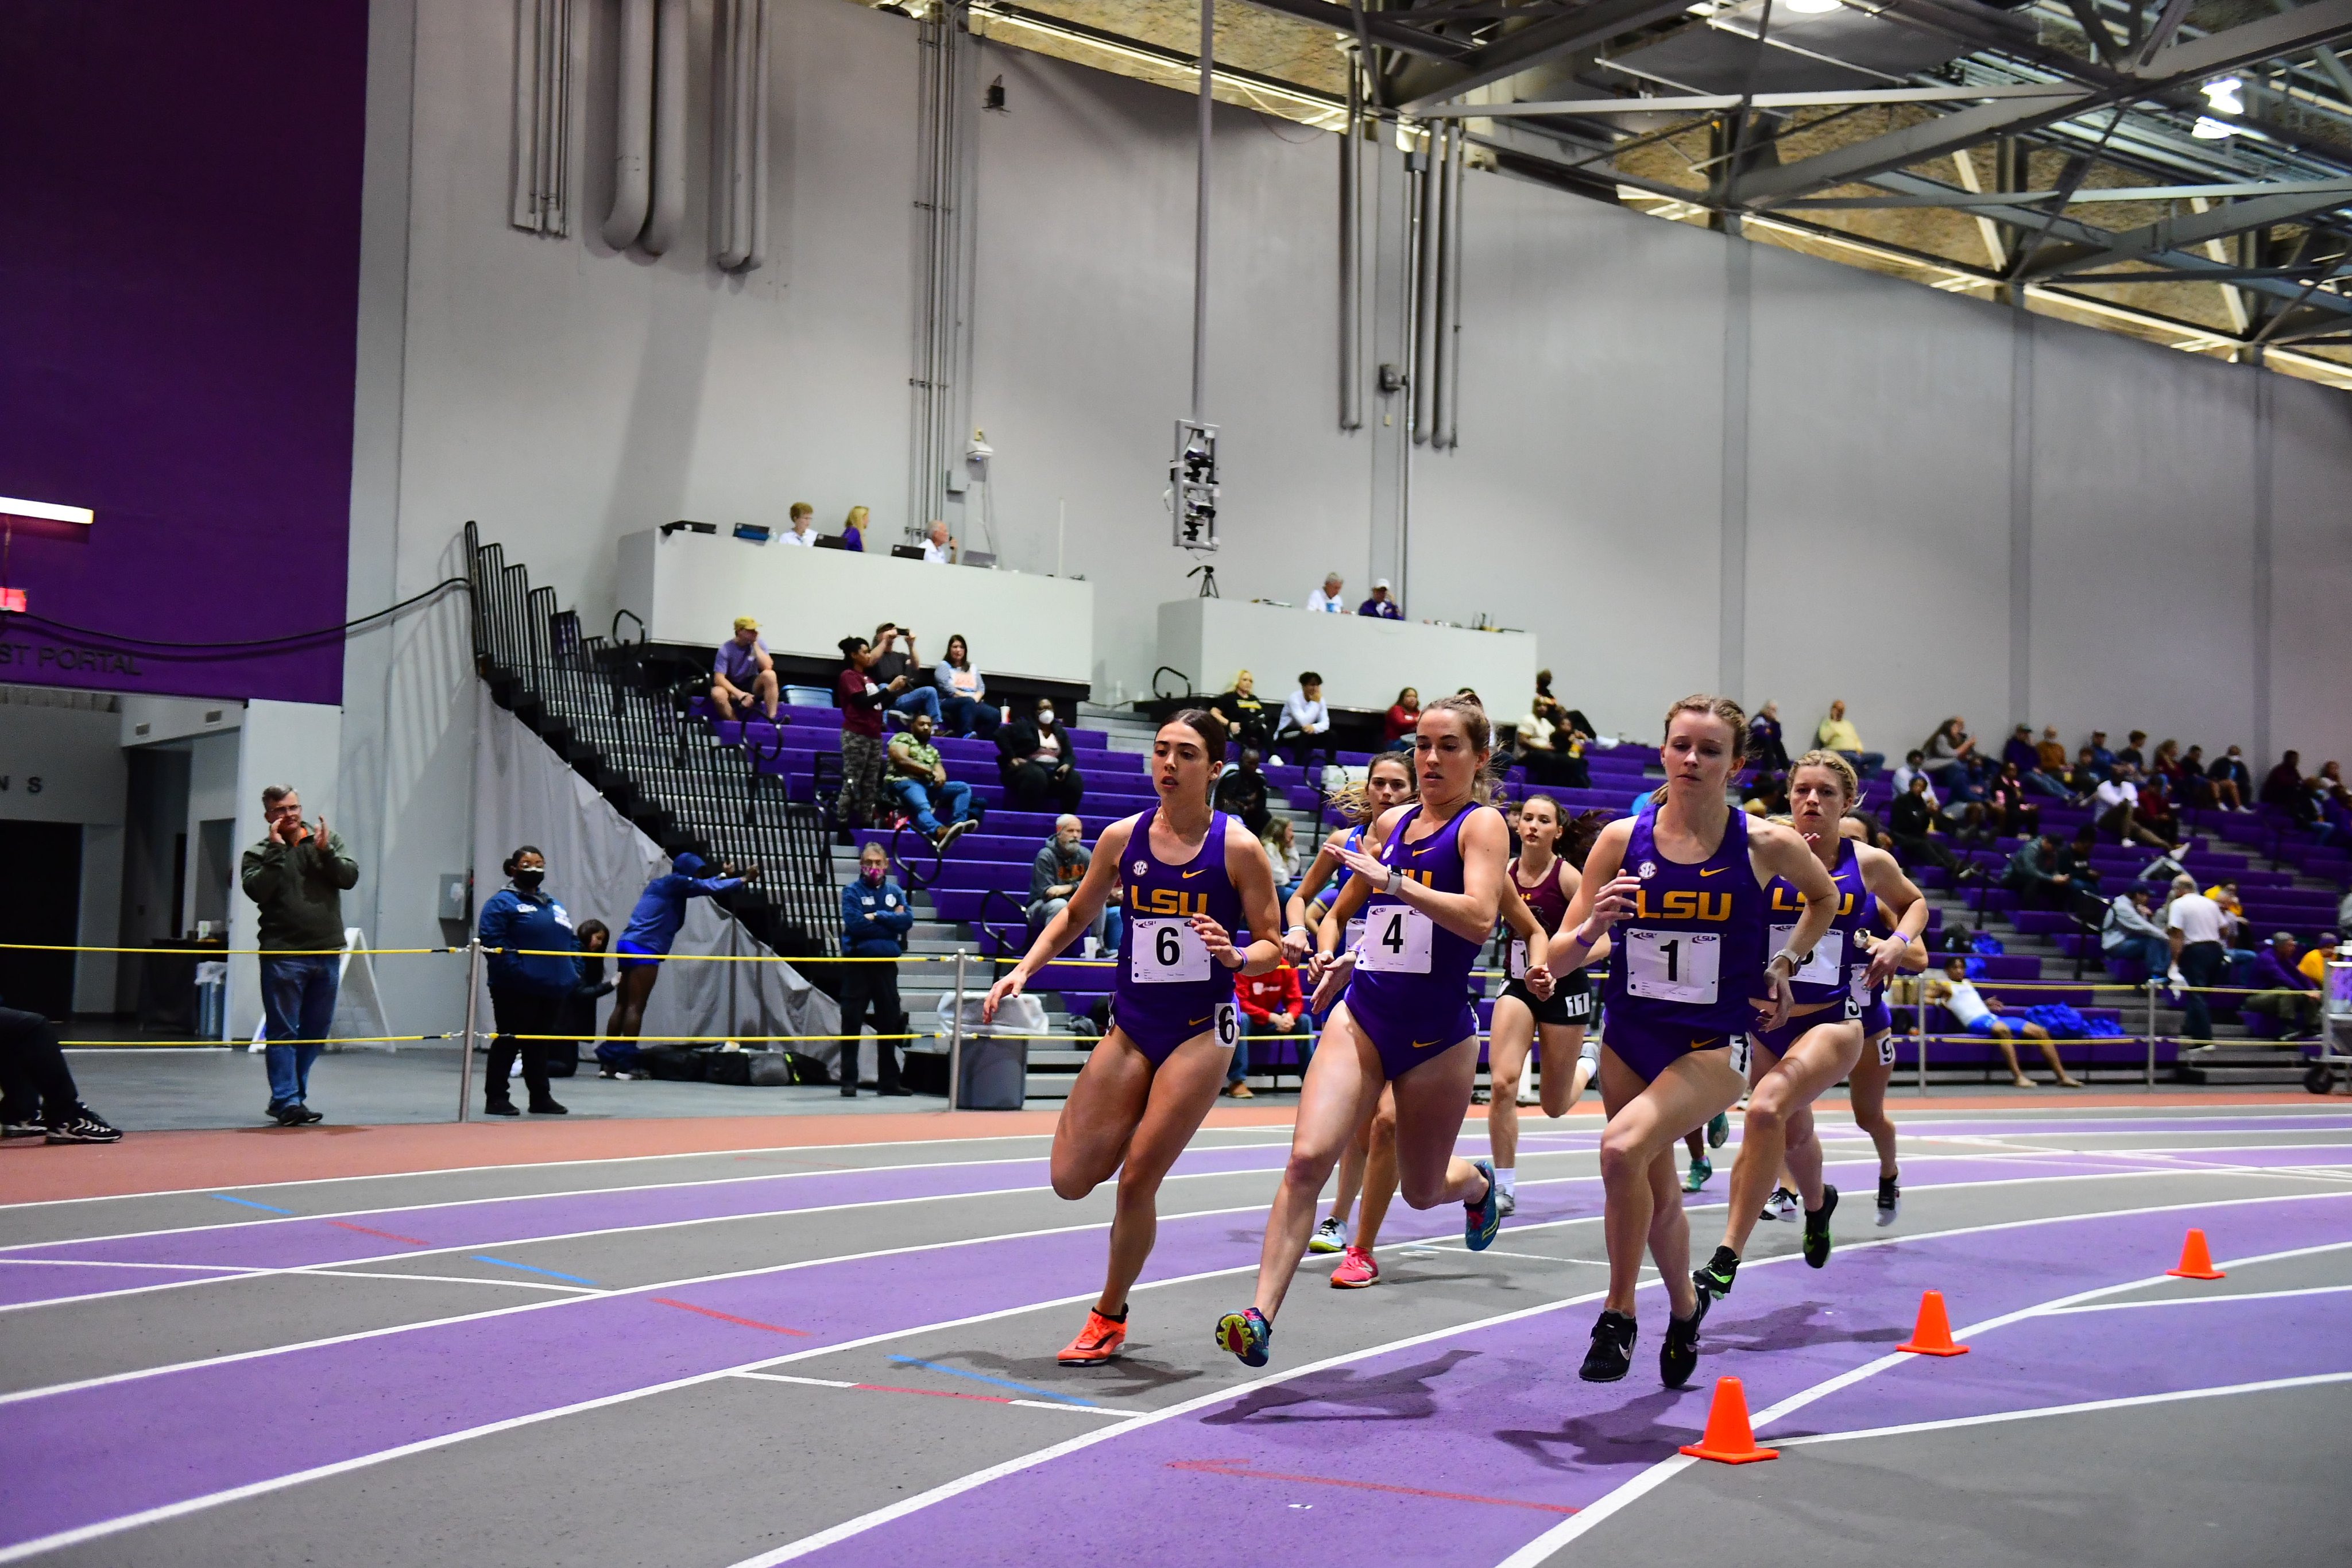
[477,846,585,1116]
[838,843,915,1096]
[999,696,1085,814]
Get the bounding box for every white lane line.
[729,1370,1136,1416]
[1775,1371,2352,1447]
[2,1190,2342,1568]
[2042,1283,2352,1314]
[1492,1234,2352,1565]
[0,1259,265,1275]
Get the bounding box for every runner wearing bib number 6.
[982,709,1284,1369]
[1216,696,1537,1368]
[1692,751,1930,1307]
[1550,695,1839,1388]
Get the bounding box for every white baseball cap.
[1372,578,1391,591]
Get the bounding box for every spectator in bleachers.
[2067,827,2105,892]
[2167,874,2226,1044]
[2320,760,2351,812]
[1210,671,1275,753]
[2001,725,2040,775]
[837,842,914,1097]
[1740,771,1788,817]
[2308,930,2342,985]
[1027,815,1098,947]
[1306,572,1350,614]
[1747,700,1789,774]
[2064,745,2103,800]
[2020,733,2071,799]
[1928,958,2084,1089]
[1888,773,1975,882]
[1275,671,1337,772]
[1985,762,2041,840]
[2262,749,2320,823]
[2136,768,2183,847]
[2115,730,2148,773]
[869,624,944,729]
[1517,684,1590,789]
[1001,697,1083,813]
[2001,831,2077,912]
[1891,749,1935,804]
[1921,717,1977,792]
[2102,887,2170,981]
[710,618,780,722]
[780,502,818,546]
[834,635,904,833]
[2034,723,2069,777]
[2175,745,2214,810]
[1213,747,1273,835]
[841,504,869,552]
[477,845,581,1117]
[1262,818,1301,901]
[1815,698,1882,777]
[1229,960,1305,1099]
[1382,687,1421,752]
[2245,932,2323,1037]
[2087,730,2116,778]
[933,634,1001,739]
[921,519,957,563]
[2094,764,2177,851]
[887,714,976,849]
[1359,578,1402,620]
[2208,743,2252,810]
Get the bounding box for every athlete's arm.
[1749,819,1840,1028]
[1310,810,1390,975]
[1497,878,1556,1001]
[1330,804,1506,944]
[981,818,1133,1019]
[1201,818,1285,978]
[1548,818,1634,973]
[1855,842,1931,988]
[1283,827,1351,960]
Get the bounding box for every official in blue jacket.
[607,850,758,1058]
[477,846,584,1116]
[838,842,914,1097]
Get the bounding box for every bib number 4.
[1355,905,1433,974]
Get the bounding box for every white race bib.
[1623,928,1721,1004]
[1345,916,1365,952]
[1130,917,1210,984]
[1356,905,1434,974]
[1770,923,1843,988]
[1877,1033,1898,1067]
[1504,938,1534,979]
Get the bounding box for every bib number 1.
[1623,929,1722,1004]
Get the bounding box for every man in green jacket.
[240,783,358,1125]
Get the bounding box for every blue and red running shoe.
[1465,1158,1502,1251]
[1216,1306,1271,1368]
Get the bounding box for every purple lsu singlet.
[1600,799,1769,1079]
[1109,806,1245,1064]
[1341,802,1496,1077]
[1763,837,1877,1010]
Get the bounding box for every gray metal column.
[1338,53,1363,433]
[1717,229,1752,699]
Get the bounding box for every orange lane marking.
[652,1296,811,1335]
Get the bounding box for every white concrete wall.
[337,0,2352,1037]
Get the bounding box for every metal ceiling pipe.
[713,0,765,269]
[1411,127,1443,444]
[601,0,654,249]
[1438,125,1464,451]
[1338,52,1363,432]
[641,0,690,255]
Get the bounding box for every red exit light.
[0,589,25,613]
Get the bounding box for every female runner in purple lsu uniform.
[1692,750,1928,1304]
[983,709,1284,1368]
[1218,696,1552,1367]
[1838,814,1929,1223]
[1550,695,1838,1386]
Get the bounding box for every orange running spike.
[2167,1228,2225,1280]
[1678,1376,1780,1465]
[1897,1289,1970,1356]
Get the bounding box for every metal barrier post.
[949,951,967,1109]
[2146,979,2158,1090]
[458,940,482,1123]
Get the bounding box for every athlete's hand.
[1334,843,1388,884]
[1755,966,1795,1031]
[1588,873,1642,930]
[980,969,1026,1023]
[1191,914,1240,969]
[1524,962,1555,1001]
[1862,934,1909,990]
[1308,950,1355,1013]
[1280,924,1313,965]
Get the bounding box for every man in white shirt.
[1306,574,1349,614]
[1929,958,2083,1087]
[2094,763,2175,850]
[779,502,818,547]
[1890,750,1939,811]
[1274,671,1336,771]
[2167,874,2226,1046]
[921,520,956,564]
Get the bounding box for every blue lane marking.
[886,1355,1098,1408]
[470,1255,599,1286]
[212,1194,295,1214]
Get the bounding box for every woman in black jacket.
[999,697,1085,813]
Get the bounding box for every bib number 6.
[1216,1003,1239,1047]
[1131,917,1210,984]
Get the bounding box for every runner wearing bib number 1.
[982,709,1284,1368]
[1691,752,1930,1308]
[1550,696,1839,1388]
[1217,696,1539,1368]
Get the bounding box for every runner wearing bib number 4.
[1692,752,1931,1310]
[1550,696,1839,1389]
[1838,814,1930,1225]
[1217,697,1537,1369]
[983,709,1284,1369]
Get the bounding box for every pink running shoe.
[1329,1244,1380,1288]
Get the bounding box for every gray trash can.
[938,992,1042,1110]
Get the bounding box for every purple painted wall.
[0,2,369,704]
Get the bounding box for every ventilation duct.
[713,0,770,271]
[601,0,653,249]
[640,0,690,255]
[510,0,574,236]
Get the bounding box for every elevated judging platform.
[617,528,1094,685]
[1156,597,1537,713]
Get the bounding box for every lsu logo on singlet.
[1133,887,1212,917]
[1770,886,1847,917]
[1391,869,1436,889]
[1631,889,1737,922]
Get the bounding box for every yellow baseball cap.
[733,616,759,633]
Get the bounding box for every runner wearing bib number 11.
[982,709,1284,1368]
[1217,696,1540,1368]
[1550,696,1839,1388]
[1838,813,1930,1225]
[1691,751,1929,1310]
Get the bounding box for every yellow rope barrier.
[59,1035,455,1047]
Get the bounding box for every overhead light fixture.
[2201,76,2243,116]
[1783,0,1844,14]
[2192,115,2235,138]
[0,496,94,526]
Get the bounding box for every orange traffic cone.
[2167,1228,2225,1280]
[1678,1376,1779,1465]
[1897,1290,1970,1356]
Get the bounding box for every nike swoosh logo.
[1414,1040,1440,1050]
[1699,868,1727,877]
[1692,1039,1715,1050]
[1189,1017,1210,1027]
[1182,869,1205,879]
